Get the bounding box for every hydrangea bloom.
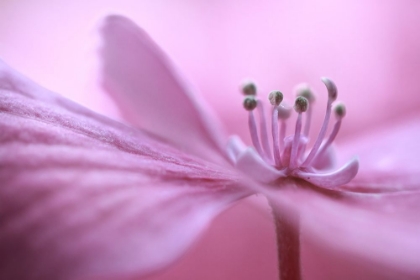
[1,14,420,280]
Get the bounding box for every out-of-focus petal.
[338,116,420,193]
[262,181,420,280]
[0,60,248,280]
[100,15,228,165]
[300,189,420,280]
[296,157,359,189]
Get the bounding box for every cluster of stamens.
[227,78,358,189]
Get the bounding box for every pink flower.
[100,16,420,280]
[1,13,420,280]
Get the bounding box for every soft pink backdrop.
[1,1,419,279]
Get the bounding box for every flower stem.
[271,202,301,280]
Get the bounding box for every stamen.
[301,77,337,168]
[277,103,292,119]
[257,100,272,161]
[294,96,308,113]
[269,90,283,106]
[334,102,346,119]
[243,96,257,111]
[295,83,315,137]
[277,103,292,152]
[237,78,358,190]
[269,91,284,166]
[244,97,265,158]
[315,103,346,161]
[290,96,308,169]
[241,80,257,96]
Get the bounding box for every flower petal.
[235,148,285,183]
[0,60,248,280]
[100,15,228,164]
[338,116,420,192]
[263,183,420,280]
[295,157,359,189]
[301,190,420,280]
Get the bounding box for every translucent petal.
[236,148,285,183]
[295,157,359,189]
[338,116,420,193]
[100,15,228,165]
[0,60,247,280]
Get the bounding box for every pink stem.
[271,201,301,280]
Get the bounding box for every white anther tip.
[294,96,308,113]
[334,102,346,119]
[295,83,315,103]
[321,77,337,101]
[241,80,257,96]
[243,96,257,111]
[277,102,292,119]
[268,90,283,106]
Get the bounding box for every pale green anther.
[334,102,346,119]
[241,81,257,96]
[277,103,292,119]
[294,96,308,113]
[243,96,257,111]
[295,83,315,103]
[268,90,283,106]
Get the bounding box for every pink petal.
[0,60,248,280]
[263,183,420,280]
[235,148,285,183]
[100,15,228,165]
[295,157,359,189]
[300,190,420,280]
[338,116,420,192]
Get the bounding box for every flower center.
[226,78,358,189]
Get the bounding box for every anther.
[268,90,283,106]
[243,96,257,111]
[294,96,308,113]
[295,83,315,137]
[295,83,315,103]
[241,81,257,96]
[277,103,292,119]
[334,102,346,119]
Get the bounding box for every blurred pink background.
[1,0,419,279]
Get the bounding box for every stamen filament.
[279,120,287,152]
[303,105,312,137]
[302,78,337,168]
[314,119,342,161]
[290,113,303,169]
[301,99,332,167]
[248,110,265,159]
[272,107,282,167]
[257,101,272,160]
